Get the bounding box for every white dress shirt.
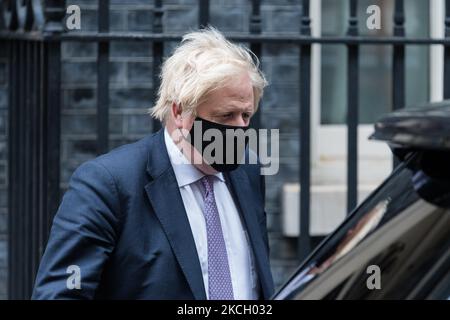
[164,128,259,300]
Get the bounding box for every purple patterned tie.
[200,175,234,300]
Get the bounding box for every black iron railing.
[1,0,64,300]
[2,0,450,299]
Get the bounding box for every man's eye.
[243,113,251,119]
[221,113,233,119]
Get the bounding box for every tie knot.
[201,175,214,195]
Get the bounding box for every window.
[320,0,430,125]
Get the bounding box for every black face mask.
[186,117,249,172]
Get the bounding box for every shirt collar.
[164,127,224,187]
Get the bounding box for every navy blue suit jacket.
[32,129,274,299]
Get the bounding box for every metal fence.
[1,0,450,299]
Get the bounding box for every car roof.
[369,100,450,151]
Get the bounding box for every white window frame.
[309,0,444,188]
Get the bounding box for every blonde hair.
[149,27,268,122]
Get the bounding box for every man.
[32,27,274,300]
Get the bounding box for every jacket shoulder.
[70,133,158,194]
[95,133,155,169]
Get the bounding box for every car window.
[274,152,450,300]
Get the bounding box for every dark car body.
[274,102,450,300]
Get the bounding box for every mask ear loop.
[176,124,197,163]
[176,110,193,144]
[175,107,186,144]
[176,127,186,144]
[177,120,193,146]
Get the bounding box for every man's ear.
[171,102,183,129]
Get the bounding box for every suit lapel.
[144,129,206,300]
[226,168,274,299]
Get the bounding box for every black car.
[274,102,450,300]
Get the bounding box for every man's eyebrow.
[220,104,254,112]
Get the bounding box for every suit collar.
[145,128,207,300]
[145,128,171,179]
